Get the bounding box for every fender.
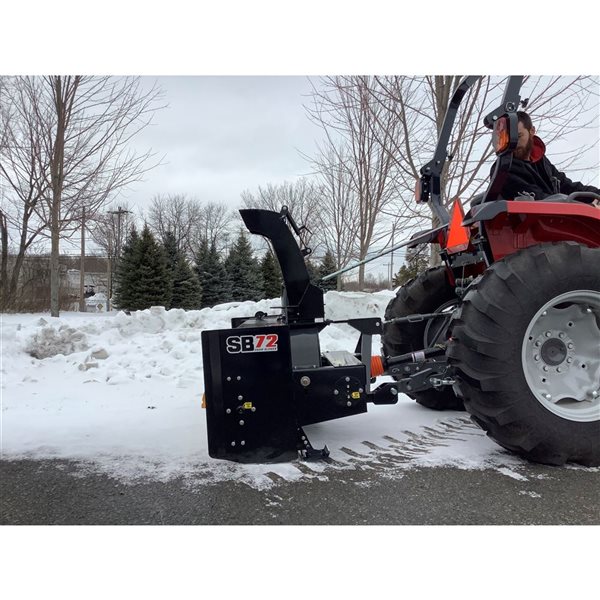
[464,200,600,261]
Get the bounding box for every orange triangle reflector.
[446,198,470,253]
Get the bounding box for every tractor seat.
[537,193,571,203]
[541,192,600,205]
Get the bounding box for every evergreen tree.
[162,230,180,309]
[316,250,338,292]
[113,226,140,310]
[171,256,202,309]
[119,224,171,310]
[392,247,430,287]
[261,249,283,299]
[305,257,319,283]
[225,229,263,301]
[194,238,231,308]
[162,230,179,275]
[193,236,210,283]
[138,224,172,309]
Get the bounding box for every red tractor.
[202,76,599,466]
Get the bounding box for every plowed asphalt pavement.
[1,458,598,525]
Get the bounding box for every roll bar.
[419,75,524,223]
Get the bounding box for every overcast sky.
[121,75,599,218]
[122,76,324,214]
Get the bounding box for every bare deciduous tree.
[1,77,51,309]
[305,76,405,288]
[1,75,164,315]
[309,145,360,290]
[241,178,324,255]
[147,193,202,255]
[147,194,235,260]
[195,201,234,255]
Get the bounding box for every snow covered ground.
[1,290,580,489]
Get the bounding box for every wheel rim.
[522,290,600,422]
[423,299,459,348]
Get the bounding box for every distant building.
[6,254,110,311]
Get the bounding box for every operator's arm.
[548,161,600,196]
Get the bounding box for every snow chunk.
[497,467,528,481]
[25,325,89,359]
[78,362,99,371]
[518,490,542,498]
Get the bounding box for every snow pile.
[1,290,574,488]
[323,289,395,321]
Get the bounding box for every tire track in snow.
[289,416,492,481]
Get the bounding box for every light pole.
[108,206,131,260]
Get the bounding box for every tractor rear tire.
[448,242,600,466]
[383,266,464,410]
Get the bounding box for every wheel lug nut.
[543,366,549,372]
[567,358,573,364]
[591,391,599,398]
[557,367,562,373]
[534,355,540,361]
[568,343,574,349]
[558,332,565,339]
[545,394,552,400]
[545,331,552,337]
[535,341,541,347]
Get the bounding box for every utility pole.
[107,236,112,312]
[107,206,130,312]
[79,207,86,312]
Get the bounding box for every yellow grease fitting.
[243,402,253,409]
[351,392,361,399]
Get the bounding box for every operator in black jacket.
[495,111,600,201]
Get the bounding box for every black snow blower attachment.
[201,207,452,463]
